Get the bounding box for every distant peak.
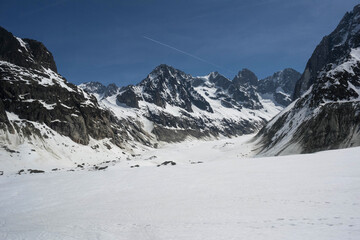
[275,68,301,76]
[153,64,175,71]
[236,68,255,76]
[233,68,258,86]
[149,64,189,79]
[282,68,297,72]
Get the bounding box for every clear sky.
[0,0,358,86]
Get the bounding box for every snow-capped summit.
[114,64,213,113]
[138,64,213,113]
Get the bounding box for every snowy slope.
[0,143,359,240]
[0,60,153,162]
[0,111,141,174]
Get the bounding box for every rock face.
[0,26,152,150]
[116,86,140,108]
[255,4,360,156]
[0,27,57,72]
[233,68,258,87]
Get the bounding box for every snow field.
[0,139,359,240]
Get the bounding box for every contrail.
[143,36,235,74]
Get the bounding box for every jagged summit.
[233,68,258,87]
[119,64,213,113]
[79,81,119,98]
[80,81,107,94]
[266,68,300,84]
[152,63,180,72]
[207,71,232,89]
[258,68,301,106]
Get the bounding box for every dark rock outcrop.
[117,86,140,108]
[233,68,258,87]
[208,71,232,89]
[0,26,57,72]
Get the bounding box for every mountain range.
[79,65,300,142]
[0,4,359,167]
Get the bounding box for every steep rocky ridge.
[255,4,360,156]
[293,4,360,99]
[0,27,153,154]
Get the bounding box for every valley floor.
[0,136,360,239]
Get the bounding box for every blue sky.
[0,0,358,86]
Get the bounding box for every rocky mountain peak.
[0,26,57,73]
[80,81,120,99]
[146,64,190,86]
[106,83,119,97]
[233,68,258,87]
[116,65,213,113]
[262,68,300,91]
[80,81,107,94]
[207,71,232,89]
[257,68,301,106]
